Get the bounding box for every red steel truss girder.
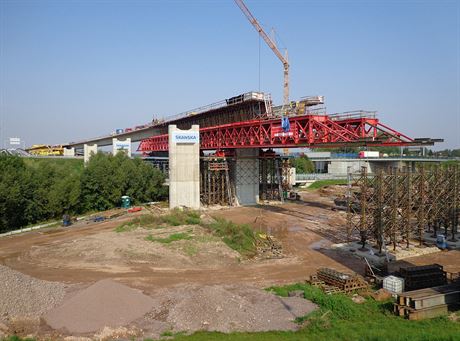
[138,114,415,152]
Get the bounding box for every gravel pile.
[1,265,317,337]
[161,284,317,333]
[0,265,68,322]
[44,279,155,333]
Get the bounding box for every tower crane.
[234,0,290,106]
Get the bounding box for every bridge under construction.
[63,91,442,209]
[61,0,442,209]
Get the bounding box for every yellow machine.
[27,144,64,156]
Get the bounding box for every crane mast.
[234,0,289,106]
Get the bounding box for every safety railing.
[157,91,266,124]
[296,173,348,181]
[329,110,377,121]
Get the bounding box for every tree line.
[0,153,166,233]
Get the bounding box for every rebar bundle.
[347,165,460,251]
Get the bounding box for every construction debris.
[256,234,283,259]
[307,268,368,294]
[393,283,460,320]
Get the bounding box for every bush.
[206,217,257,257]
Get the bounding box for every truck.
[358,151,380,158]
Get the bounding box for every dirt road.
[0,191,458,294]
[0,193,359,292]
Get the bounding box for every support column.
[63,147,75,157]
[83,143,97,164]
[112,138,131,157]
[169,125,200,209]
[235,148,259,205]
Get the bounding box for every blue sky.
[1,0,459,150]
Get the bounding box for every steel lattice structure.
[347,165,460,253]
[138,113,438,153]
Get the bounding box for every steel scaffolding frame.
[347,165,460,251]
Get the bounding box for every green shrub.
[206,218,257,257]
[138,214,159,227]
[161,209,201,226]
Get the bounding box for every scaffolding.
[199,153,288,206]
[347,165,460,252]
[259,156,283,201]
[200,157,234,206]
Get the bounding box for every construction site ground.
[1,188,459,340]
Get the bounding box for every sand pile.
[44,279,155,333]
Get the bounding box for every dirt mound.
[155,284,317,333]
[27,225,240,273]
[0,265,68,323]
[44,279,155,333]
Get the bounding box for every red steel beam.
[138,114,428,152]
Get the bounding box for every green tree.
[0,156,31,231]
[0,153,166,232]
[80,153,166,211]
[291,155,315,173]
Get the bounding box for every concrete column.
[235,148,259,205]
[63,147,75,157]
[83,143,98,164]
[112,138,131,157]
[168,125,200,209]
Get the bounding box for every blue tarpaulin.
[281,117,290,132]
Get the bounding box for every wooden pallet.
[317,268,368,292]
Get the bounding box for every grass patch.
[307,179,347,190]
[139,214,159,226]
[114,214,163,232]
[145,232,192,244]
[161,209,201,226]
[205,217,257,258]
[114,220,138,233]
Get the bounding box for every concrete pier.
[168,125,200,209]
[63,147,75,157]
[235,149,259,205]
[83,143,98,163]
[112,138,131,157]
